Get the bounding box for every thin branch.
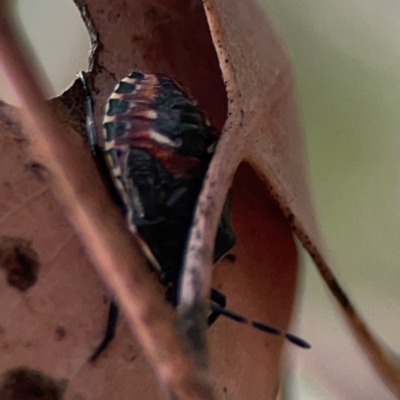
[0,4,214,399]
[175,0,244,370]
[292,220,400,396]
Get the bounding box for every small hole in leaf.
[0,0,90,105]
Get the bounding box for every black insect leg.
[208,288,227,326]
[170,280,226,326]
[90,300,119,362]
[165,274,226,326]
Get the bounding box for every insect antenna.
[209,303,310,349]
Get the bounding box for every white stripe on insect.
[147,129,180,147]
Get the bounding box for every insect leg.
[89,300,119,361]
[208,288,227,326]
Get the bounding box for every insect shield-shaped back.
[101,71,236,290]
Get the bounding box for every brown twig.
[0,3,214,399]
[175,0,244,369]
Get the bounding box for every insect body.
[102,71,236,288]
[80,71,310,360]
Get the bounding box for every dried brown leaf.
[1,0,398,399]
[196,0,400,396]
[0,0,298,398]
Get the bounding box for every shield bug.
[80,71,310,360]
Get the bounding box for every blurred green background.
[1,0,399,398]
[261,2,400,399]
